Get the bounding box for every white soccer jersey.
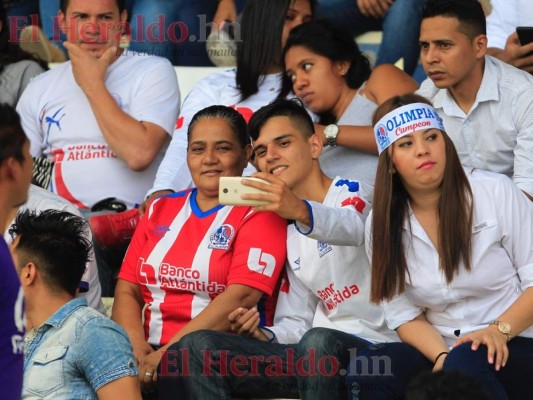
[271,177,398,344]
[17,51,180,209]
[118,189,287,347]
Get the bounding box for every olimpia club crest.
[208,224,235,250]
[373,102,445,154]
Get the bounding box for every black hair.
[248,98,314,142]
[236,0,315,101]
[280,20,371,101]
[0,4,48,76]
[9,210,92,297]
[187,105,249,149]
[60,0,126,14]
[370,94,473,302]
[0,103,27,164]
[422,0,486,38]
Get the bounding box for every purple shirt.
[0,237,24,400]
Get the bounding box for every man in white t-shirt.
[485,0,533,73]
[16,0,180,296]
[157,99,397,400]
[16,0,180,211]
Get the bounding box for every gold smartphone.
[219,177,270,206]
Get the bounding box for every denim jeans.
[157,330,300,399]
[315,0,428,75]
[128,0,217,66]
[157,327,372,400]
[346,342,432,400]
[296,327,372,400]
[443,337,533,400]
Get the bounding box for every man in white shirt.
[485,0,533,73]
[16,0,180,296]
[16,0,180,211]
[416,0,533,199]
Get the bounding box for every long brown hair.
[370,94,473,302]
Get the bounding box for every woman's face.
[280,0,313,49]
[391,128,447,193]
[187,118,249,202]
[285,45,349,115]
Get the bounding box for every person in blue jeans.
[315,0,428,76]
[9,209,141,400]
[157,98,399,400]
[347,92,533,399]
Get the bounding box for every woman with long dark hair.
[281,20,417,185]
[142,0,315,209]
[347,94,533,399]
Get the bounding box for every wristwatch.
[324,124,339,147]
[490,320,512,341]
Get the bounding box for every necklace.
[336,88,356,123]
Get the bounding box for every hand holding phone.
[516,27,533,46]
[219,177,270,206]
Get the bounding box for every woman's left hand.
[139,349,164,392]
[452,326,509,371]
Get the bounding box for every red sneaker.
[88,208,140,249]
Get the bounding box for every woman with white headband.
[346,94,533,399]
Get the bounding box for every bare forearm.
[112,285,146,346]
[84,83,167,171]
[487,47,507,61]
[160,284,263,350]
[336,125,378,154]
[496,287,533,339]
[397,314,449,362]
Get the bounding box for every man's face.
[59,0,127,57]
[252,116,318,192]
[419,16,486,92]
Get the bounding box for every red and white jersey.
[119,189,287,347]
[149,70,284,194]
